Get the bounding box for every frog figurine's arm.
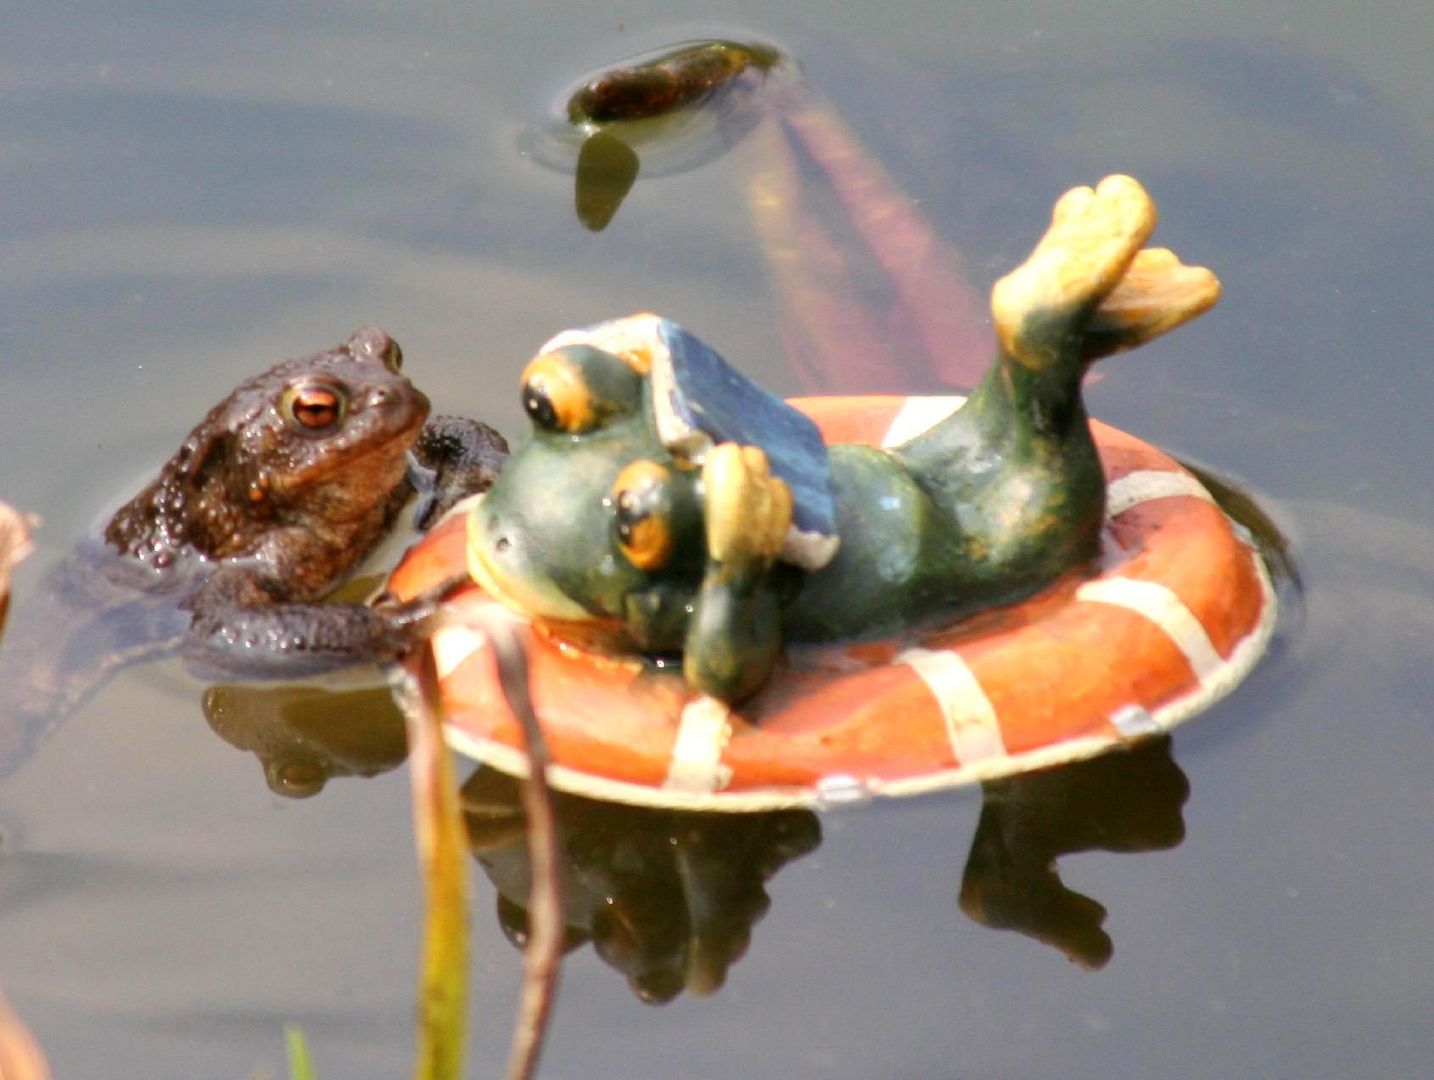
[683,443,793,703]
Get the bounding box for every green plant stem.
[407,647,470,1080]
[283,1024,317,1080]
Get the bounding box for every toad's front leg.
[683,444,793,704]
[408,415,510,529]
[181,537,462,679]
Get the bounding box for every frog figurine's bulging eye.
[520,344,643,434]
[282,381,347,433]
[611,459,678,571]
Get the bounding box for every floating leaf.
[0,502,35,637]
[0,991,51,1080]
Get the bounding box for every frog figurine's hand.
[703,443,793,575]
[684,443,793,703]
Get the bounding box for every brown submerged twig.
[477,614,563,1080]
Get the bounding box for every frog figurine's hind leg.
[894,175,1220,604]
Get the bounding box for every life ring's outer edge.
[401,395,1280,813]
[436,550,1276,812]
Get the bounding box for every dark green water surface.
[1,2,1430,1077]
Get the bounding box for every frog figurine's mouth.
[465,495,595,624]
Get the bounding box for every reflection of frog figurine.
[463,768,820,1003]
[467,175,1219,702]
[0,329,507,771]
[959,736,1189,970]
[0,503,31,634]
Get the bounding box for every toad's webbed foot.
[410,415,510,529]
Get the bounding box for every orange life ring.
[386,395,1276,811]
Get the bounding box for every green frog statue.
[465,175,1219,703]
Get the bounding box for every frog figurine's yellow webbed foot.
[702,443,793,579]
[1081,246,1222,361]
[991,175,1217,371]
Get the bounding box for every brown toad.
[0,328,506,770]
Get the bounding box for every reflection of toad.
[466,177,1219,702]
[202,682,409,798]
[462,768,820,1003]
[0,329,506,772]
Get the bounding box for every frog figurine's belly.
[782,443,969,641]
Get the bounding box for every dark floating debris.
[566,40,783,125]
[518,37,790,199]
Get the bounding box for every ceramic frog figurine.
[466,176,1219,703]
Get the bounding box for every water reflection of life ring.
[385,396,1277,812]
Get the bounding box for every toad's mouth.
[464,496,595,624]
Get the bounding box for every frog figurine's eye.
[282,381,347,432]
[520,344,642,434]
[611,459,678,571]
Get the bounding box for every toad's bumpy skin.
[0,329,508,775]
[100,328,507,676]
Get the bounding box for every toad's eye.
[282,383,346,432]
[611,459,676,571]
[519,345,642,434]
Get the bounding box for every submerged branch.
[478,615,563,1080]
[404,605,563,1080]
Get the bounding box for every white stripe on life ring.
[663,696,735,793]
[1075,577,1224,685]
[880,396,963,448]
[896,647,1007,763]
[1105,469,1214,517]
[430,624,486,680]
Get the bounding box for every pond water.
[2,2,1431,1078]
